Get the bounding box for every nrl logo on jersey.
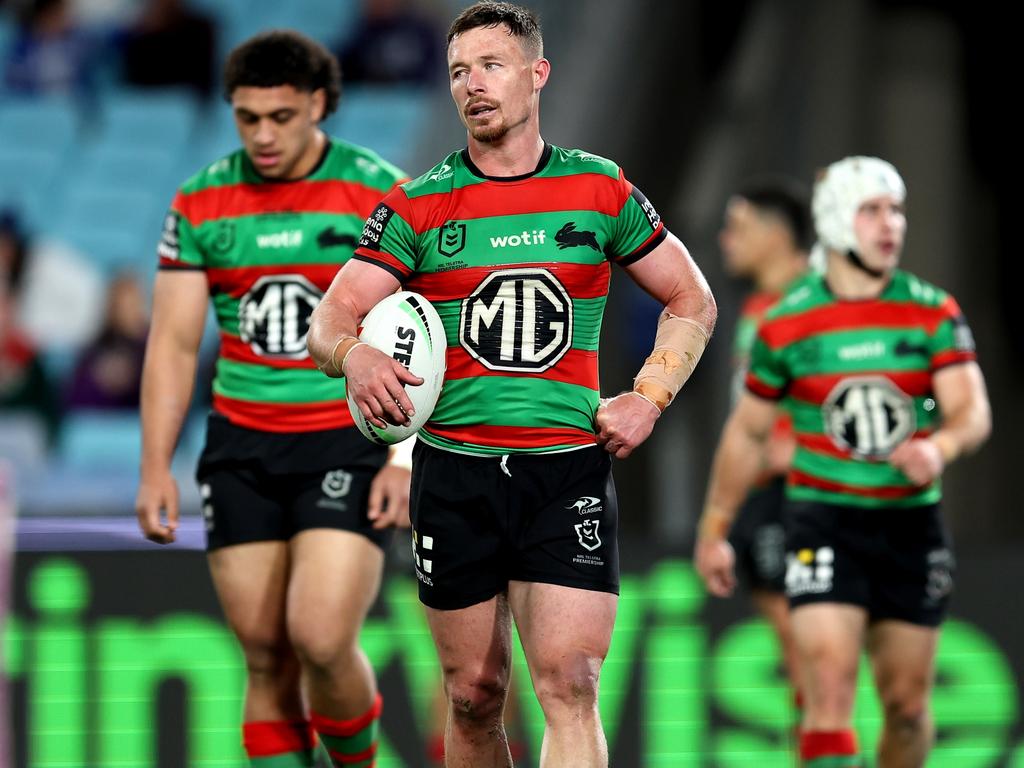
[238,274,322,358]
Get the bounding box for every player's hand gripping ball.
[347,291,447,445]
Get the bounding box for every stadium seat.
[100,88,200,154]
[59,411,141,470]
[0,414,50,477]
[0,96,78,156]
[0,147,62,229]
[326,87,430,170]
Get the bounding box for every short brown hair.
[223,30,341,118]
[447,2,543,59]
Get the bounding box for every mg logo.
[459,268,572,372]
[823,376,915,459]
[238,274,322,359]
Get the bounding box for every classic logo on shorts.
[575,520,602,551]
[785,546,834,597]
[566,496,603,515]
[460,267,573,372]
[321,469,352,499]
[412,529,434,586]
[238,275,322,359]
[822,376,915,459]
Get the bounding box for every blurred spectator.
[2,0,97,97]
[0,210,60,442]
[65,272,147,410]
[118,0,215,98]
[338,0,440,86]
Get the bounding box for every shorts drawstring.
[499,454,512,477]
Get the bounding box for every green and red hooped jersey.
[353,144,668,456]
[746,270,977,508]
[157,138,406,433]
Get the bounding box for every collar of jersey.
[460,142,552,182]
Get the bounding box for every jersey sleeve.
[745,330,789,401]
[604,169,668,266]
[157,191,205,270]
[929,295,977,370]
[352,186,419,282]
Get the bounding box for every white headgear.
[812,156,905,255]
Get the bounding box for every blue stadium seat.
[0,96,78,156]
[100,88,200,154]
[74,145,181,197]
[49,183,161,272]
[326,87,430,170]
[0,147,62,229]
[60,411,141,470]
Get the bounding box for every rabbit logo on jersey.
[785,546,835,596]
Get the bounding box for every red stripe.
[800,729,859,760]
[445,346,598,389]
[219,332,317,369]
[326,744,378,765]
[740,292,781,322]
[405,173,628,231]
[406,261,610,302]
[242,720,315,758]
[205,264,340,297]
[788,370,932,404]
[213,393,353,432]
[425,423,596,449]
[174,180,384,227]
[745,371,783,400]
[760,302,953,349]
[931,349,976,370]
[353,249,414,279]
[789,469,925,500]
[311,695,383,738]
[797,430,934,461]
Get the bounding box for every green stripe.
[249,750,315,767]
[434,296,607,351]
[785,397,939,434]
[213,359,347,404]
[787,484,940,509]
[786,328,933,378]
[433,377,597,429]
[317,728,375,757]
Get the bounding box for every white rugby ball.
[347,291,447,445]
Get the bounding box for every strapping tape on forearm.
[633,312,710,411]
[389,436,415,470]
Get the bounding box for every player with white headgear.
[696,156,991,767]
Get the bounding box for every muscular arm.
[595,233,718,458]
[308,260,421,427]
[694,392,779,596]
[890,361,991,484]
[136,270,208,543]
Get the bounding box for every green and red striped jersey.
[157,138,406,433]
[746,270,977,508]
[353,144,667,456]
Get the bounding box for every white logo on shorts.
[566,496,603,515]
[785,546,834,596]
[321,469,352,499]
[200,483,214,532]
[575,519,602,551]
[412,529,435,586]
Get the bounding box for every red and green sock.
[311,694,382,768]
[243,719,317,767]
[800,729,861,767]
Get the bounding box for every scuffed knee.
[533,654,601,716]
[447,675,508,730]
[883,695,930,735]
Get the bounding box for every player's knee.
[881,689,930,733]
[287,620,358,675]
[446,673,508,729]
[239,634,296,683]
[532,653,601,714]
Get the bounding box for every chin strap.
[845,249,886,279]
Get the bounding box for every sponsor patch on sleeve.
[631,186,662,231]
[952,313,976,353]
[157,211,181,260]
[358,203,396,251]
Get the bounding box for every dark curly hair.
[447,2,543,59]
[223,30,341,119]
[734,176,813,253]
